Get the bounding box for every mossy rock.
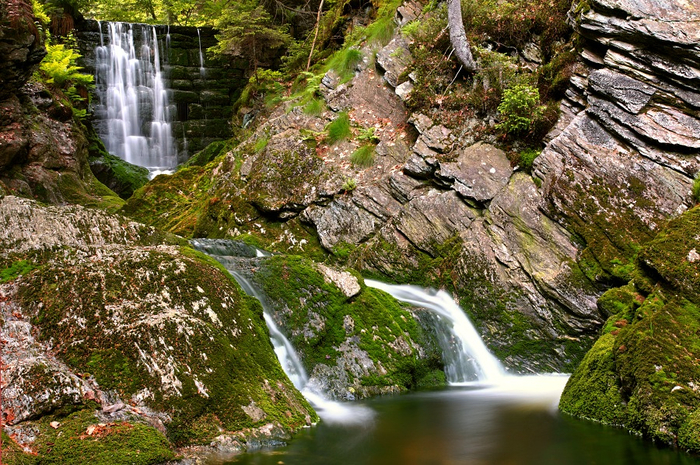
[638,206,700,302]
[33,410,175,465]
[251,255,446,397]
[14,244,316,446]
[562,207,700,453]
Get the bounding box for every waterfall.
[365,280,505,384]
[191,239,374,425]
[196,28,205,78]
[94,22,177,173]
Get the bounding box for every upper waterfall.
[93,21,177,172]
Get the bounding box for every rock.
[588,69,655,114]
[376,37,413,88]
[435,142,512,203]
[316,264,361,298]
[302,198,379,250]
[393,189,477,256]
[0,196,316,450]
[0,17,45,101]
[395,80,414,101]
[251,255,446,399]
[396,0,423,26]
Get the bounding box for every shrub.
[341,178,357,192]
[350,144,375,167]
[495,84,544,135]
[693,175,700,204]
[326,112,351,144]
[518,148,541,172]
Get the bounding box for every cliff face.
[553,0,700,450]
[534,0,699,284]
[0,9,124,209]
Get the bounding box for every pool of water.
[219,376,698,465]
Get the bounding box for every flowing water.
[191,239,373,425]
[197,28,206,78]
[94,21,177,173]
[190,240,698,464]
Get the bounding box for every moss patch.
[561,206,700,453]
[34,410,175,465]
[252,255,445,394]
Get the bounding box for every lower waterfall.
[191,239,373,425]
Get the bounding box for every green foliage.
[36,35,93,118]
[341,178,357,192]
[39,39,92,89]
[357,126,379,144]
[350,144,375,168]
[237,69,286,109]
[693,175,700,204]
[325,111,351,144]
[210,0,291,71]
[254,134,270,153]
[325,47,363,82]
[496,84,544,135]
[0,260,38,283]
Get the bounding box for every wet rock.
[302,198,379,249]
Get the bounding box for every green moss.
[1,429,36,465]
[564,207,700,451]
[252,255,445,393]
[16,245,317,446]
[34,410,175,464]
[0,259,39,283]
[180,139,233,169]
[559,333,627,425]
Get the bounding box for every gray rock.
[394,189,477,256]
[376,37,413,88]
[316,264,361,298]
[302,199,379,250]
[588,69,655,114]
[395,81,414,101]
[436,142,512,203]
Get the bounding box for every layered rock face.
[534,0,698,281]
[555,0,700,450]
[0,196,316,460]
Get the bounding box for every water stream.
[191,239,373,425]
[190,240,695,464]
[93,21,177,173]
[196,28,206,78]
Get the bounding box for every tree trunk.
[306,0,325,71]
[447,0,477,73]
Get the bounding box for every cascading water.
[196,28,206,78]
[366,280,505,384]
[190,239,374,425]
[94,22,177,173]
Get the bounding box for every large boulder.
[0,196,316,460]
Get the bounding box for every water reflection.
[224,379,698,465]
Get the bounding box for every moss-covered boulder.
[0,196,316,460]
[560,206,700,453]
[246,255,446,399]
[87,131,149,200]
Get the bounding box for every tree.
[447,0,477,72]
[210,0,291,74]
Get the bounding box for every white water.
[190,240,373,425]
[94,22,177,171]
[366,280,505,383]
[196,28,206,78]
